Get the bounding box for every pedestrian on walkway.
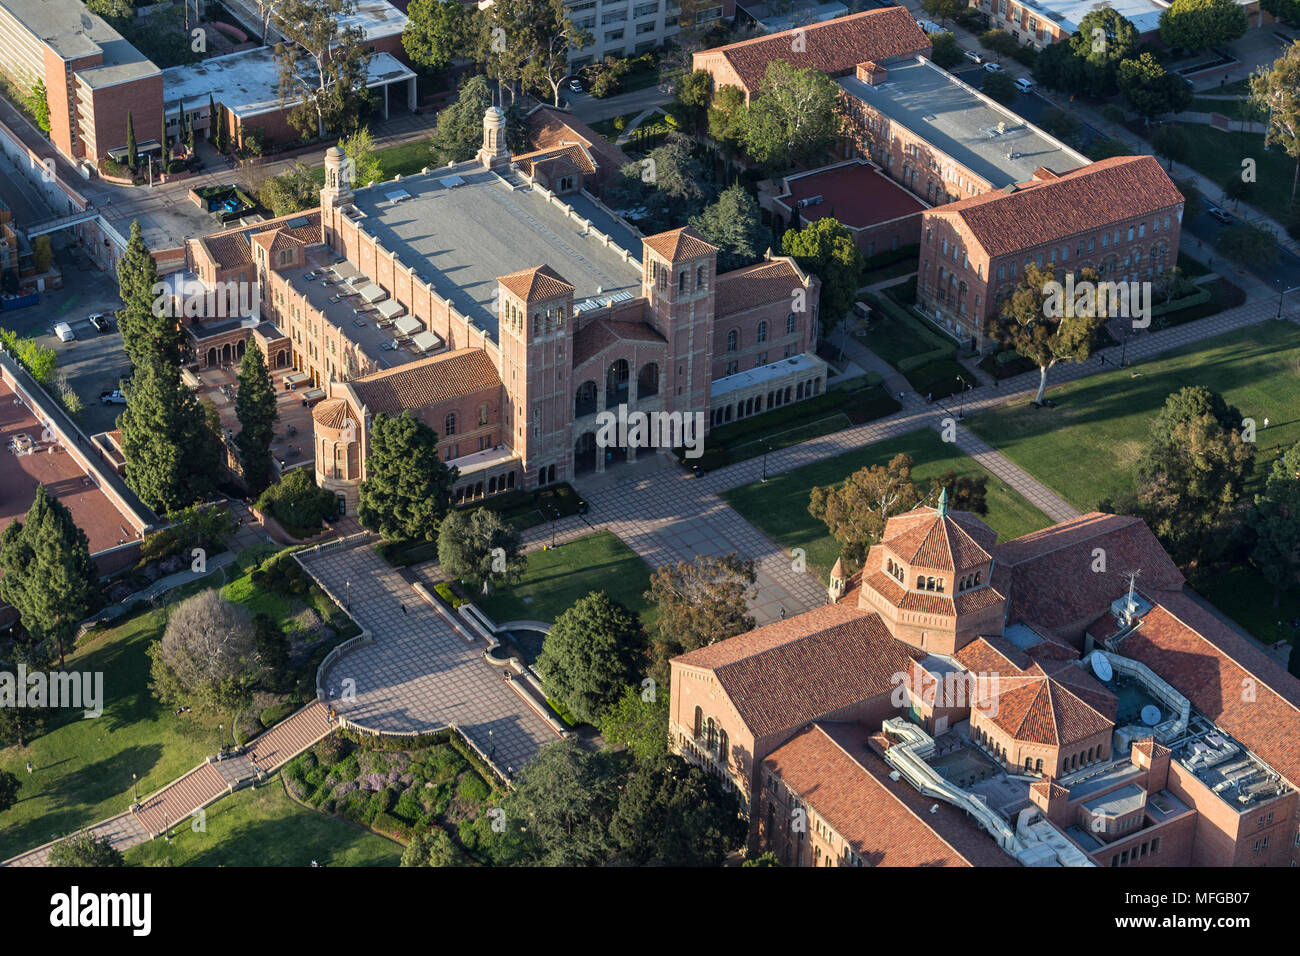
[400,602,407,614]
[1264,417,1270,428]
[26,761,32,774]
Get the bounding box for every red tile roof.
[764,723,1015,866]
[349,348,500,416]
[515,144,597,178]
[696,7,930,94]
[884,509,995,571]
[312,398,351,429]
[981,671,1114,746]
[931,156,1185,259]
[642,226,718,263]
[197,210,322,270]
[525,106,632,187]
[1115,594,1300,788]
[672,604,921,738]
[497,264,574,302]
[572,318,666,368]
[715,258,804,316]
[775,161,927,230]
[993,512,1183,639]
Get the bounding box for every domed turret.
[478,105,510,169]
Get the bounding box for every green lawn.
[0,606,233,860]
[1189,97,1264,123]
[1170,123,1298,222]
[1194,565,1300,648]
[965,321,1300,513]
[125,775,401,867]
[722,430,1053,582]
[474,530,657,627]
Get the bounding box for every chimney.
[856,61,887,85]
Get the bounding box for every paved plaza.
[304,546,561,775]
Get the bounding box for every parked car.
[916,18,943,35]
[100,389,126,405]
[1015,77,1034,93]
[964,49,984,64]
[1209,207,1234,225]
[984,62,1004,73]
[568,78,583,94]
[54,322,74,342]
[89,312,112,333]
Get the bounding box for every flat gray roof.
[1081,783,1146,817]
[839,58,1088,190]
[347,165,642,340]
[1,0,158,85]
[162,48,411,117]
[338,0,408,40]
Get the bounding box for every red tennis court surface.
[0,380,139,554]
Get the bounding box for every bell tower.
[641,227,718,424]
[320,146,355,254]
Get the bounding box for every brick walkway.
[303,545,561,776]
[3,702,333,867]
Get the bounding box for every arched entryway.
[606,359,629,407]
[637,362,658,399]
[206,347,217,367]
[575,380,598,417]
[574,431,598,473]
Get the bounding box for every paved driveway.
[304,546,560,775]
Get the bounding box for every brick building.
[917,155,1185,352]
[691,6,930,101]
[670,497,1300,867]
[186,109,822,511]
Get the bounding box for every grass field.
[1171,123,1299,222]
[125,776,401,867]
[1194,565,1300,648]
[721,430,1053,582]
[965,321,1300,513]
[474,530,658,628]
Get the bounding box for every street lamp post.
[132,773,138,803]
[345,580,350,610]
[1120,330,1129,368]
[957,375,968,420]
[761,442,772,482]
[550,506,558,549]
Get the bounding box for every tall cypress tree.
[118,357,219,513]
[234,341,278,494]
[207,94,218,145]
[0,485,98,669]
[116,220,185,370]
[125,111,137,172]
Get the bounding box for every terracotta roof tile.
[349,348,500,416]
[642,226,718,263]
[525,106,632,188]
[884,509,996,572]
[979,672,1114,746]
[571,318,666,369]
[697,7,930,94]
[955,635,1031,675]
[312,398,352,429]
[715,259,803,316]
[515,143,597,178]
[497,264,575,302]
[932,156,1185,260]
[197,210,322,270]
[673,604,922,738]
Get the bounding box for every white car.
[964,49,984,64]
[984,62,1004,73]
[54,322,75,342]
[1015,77,1034,93]
[100,389,127,405]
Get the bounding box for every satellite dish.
[1141,705,1162,727]
[1090,651,1113,682]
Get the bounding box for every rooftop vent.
[287,216,310,229]
[385,189,411,204]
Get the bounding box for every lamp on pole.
[345,579,351,610]
[1120,329,1130,368]
[549,505,558,549]
[957,375,969,420]
[132,773,138,803]
[761,442,772,482]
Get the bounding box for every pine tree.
[0,485,98,669]
[118,357,220,513]
[213,102,228,153]
[125,111,137,172]
[357,412,457,540]
[234,341,278,494]
[116,220,185,369]
[184,101,195,155]
[207,94,218,146]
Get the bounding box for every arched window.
[606,359,629,406]
[705,717,715,750]
[757,321,767,343]
[693,706,702,738]
[786,313,796,335]
[575,380,598,417]
[637,362,659,399]
[718,729,729,765]
[678,270,687,292]
[1035,758,1043,772]
[445,413,456,436]
[917,576,924,589]
[727,329,738,352]
[697,264,707,288]
[1025,757,1033,771]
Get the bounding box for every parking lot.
[3,236,130,436]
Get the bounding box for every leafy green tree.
[993,263,1105,404]
[922,0,961,24]
[0,486,97,669]
[536,591,643,724]
[1152,124,1189,170]
[929,32,965,70]
[981,69,1018,105]
[0,697,45,748]
[261,162,319,217]
[497,740,620,866]
[32,235,53,274]
[1038,106,1081,143]
[116,219,186,370]
[150,590,259,714]
[0,328,57,384]
[0,769,19,813]
[599,685,669,763]
[979,29,1020,59]
[739,61,843,171]
[234,341,277,495]
[1159,0,1247,53]
[403,0,472,73]
[1134,386,1255,565]
[1086,137,1135,161]
[26,78,50,134]
[1249,441,1300,608]
[401,827,468,866]
[646,553,756,673]
[118,358,220,512]
[1262,0,1300,22]
[436,506,524,593]
[675,69,714,129]
[274,0,371,138]
[1217,222,1277,266]
[707,84,747,156]
[781,216,865,335]
[47,831,124,867]
[357,411,457,540]
[430,73,494,167]
[253,613,292,692]
[341,126,384,188]
[933,470,989,515]
[1033,40,1089,94]
[810,452,921,570]
[743,850,781,866]
[1251,43,1300,200]
[1117,53,1192,123]
[1221,171,1254,208]
[1068,8,1139,97]
[688,183,764,271]
[608,754,747,866]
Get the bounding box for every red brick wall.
[85,73,163,164]
[1168,761,1298,866]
